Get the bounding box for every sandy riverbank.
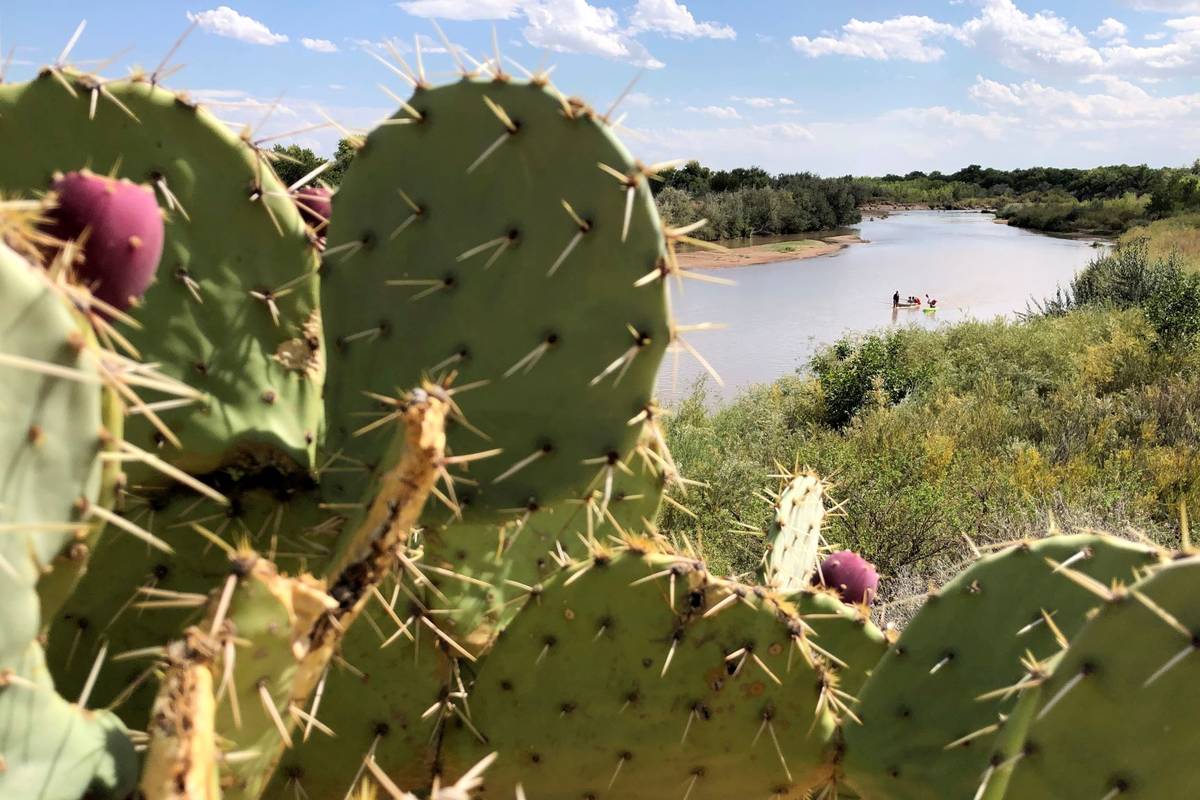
[674,234,864,270]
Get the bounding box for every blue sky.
[3,0,1199,174]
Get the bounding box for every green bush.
[1043,238,1200,348]
[808,330,930,427]
[999,193,1149,234]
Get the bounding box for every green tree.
[269,144,325,188]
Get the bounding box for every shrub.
[808,330,930,427]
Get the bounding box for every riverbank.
[862,202,995,216]
[674,233,863,269]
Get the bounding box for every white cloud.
[1101,15,1200,75]
[634,94,1197,175]
[628,0,735,40]
[731,96,796,108]
[397,0,666,67]
[686,105,741,119]
[1146,31,1168,40]
[958,0,1102,73]
[523,0,663,68]
[967,75,1024,105]
[186,7,287,46]
[396,0,522,19]
[968,73,1200,130]
[1123,1,1200,11]
[301,37,338,53]
[1092,18,1128,39]
[883,106,1013,140]
[625,92,655,107]
[791,15,956,62]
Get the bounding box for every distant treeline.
[652,163,861,241]
[863,162,1200,235]
[274,141,1200,239]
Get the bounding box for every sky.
[2,0,1199,175]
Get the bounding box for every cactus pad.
[790,590,889,699]
[762,473,826,591]
[442,548,840,798]
[0,242,136,800]
[1004,555,1200,798]
[0,643,138,800]
[321,76,670,523]
[263,610,455,800]
[840,534,1161,799]
[0,240,104,667]
[0,71,323,477]
[417,426,668,652]
[46,485,326,725]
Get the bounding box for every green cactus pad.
[974,655,1053,800]
[0,642,138,800]
[262,595,455,800]
[841,534,1160,800]
[321,76,670,523]
[0,240,104,668]
[46,485,327,726]
[418,430,667,652]
[0,71,322,478]
[207,556,334,800]
[0,243,135,799]
[441,548,839,799]
[763,473,826,591]
[1004,556,1200,798]
[791,590,889,699]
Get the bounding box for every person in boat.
[893,290,900,308]
[925,294,938,308]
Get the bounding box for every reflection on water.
[657,211,1106,404]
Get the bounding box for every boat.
[896,302,920,309]
[922,306,938,314]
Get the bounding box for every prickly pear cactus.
[0,240,137,799]
[321,75,671,524]
[264,431,669,799]
[46,485,320,716]
[762,472,826,591]
[419,424,669,653]
[1002,555,1200,798]
[840,534,1162,799]
[440,546,848,799]
[0,71,323,478]
[791,590,889,699]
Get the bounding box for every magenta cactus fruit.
[47,170,164,310]
[293,186,332,234]
[815,550,879,605]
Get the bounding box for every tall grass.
[1119,214,1200,271]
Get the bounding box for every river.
[656,210,1106,404]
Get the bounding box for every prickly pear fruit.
[294,186,332,234]
[815,550,878,605]
[46,170,164,310]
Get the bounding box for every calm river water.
[656,211,1105,403]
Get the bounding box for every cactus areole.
[46,170,164,310]
[816,550,879,605]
